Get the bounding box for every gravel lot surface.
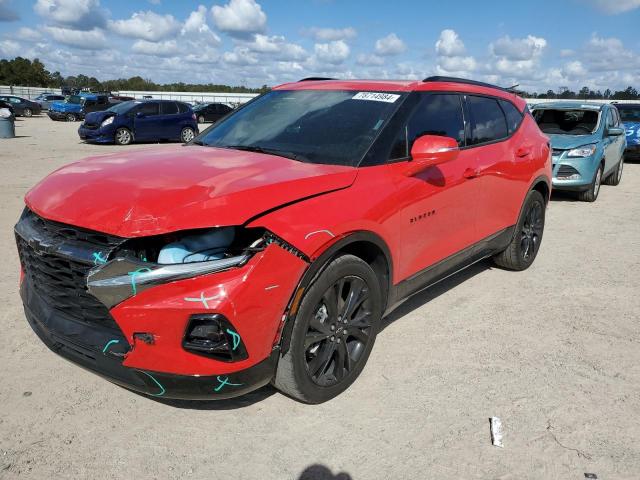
[1,116,639,479]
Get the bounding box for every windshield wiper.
[223,145,303,162]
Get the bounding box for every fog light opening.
[183,314,248,362]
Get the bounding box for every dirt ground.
[1,116,639,480]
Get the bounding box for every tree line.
[1,56,639,99]
[0,57,269,93]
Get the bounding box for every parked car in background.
[531,102,626,201]
[193,102,233,123]
[0,95,42,117]
[48,93,111,122]
[33,93,66,111]
[109,95,136,104]
[78,99,198,145]
[18,76,551,403]
[615,103,640,160]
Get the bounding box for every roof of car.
[273,77,526,108]
[531,101,606,110]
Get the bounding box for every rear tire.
[274,254,382,403]
[65,113,76,122]
[577,164,603,202]
[114,127,132,145]
[198,115,205,123]
[603,158,623,186]
[23,108,33,117]
[181,127,195,143]
[493,190,545,271]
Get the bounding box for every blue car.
[615,103,640,160]
[78,100,198,145]
[531,102,626,202]
[48,93,111,122]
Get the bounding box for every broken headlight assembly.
[87,227,267,309]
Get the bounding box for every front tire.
[23,108,33,117]
[274,254,382,403]
[65,113,76,122]
[114,127,132,145]
[493,189,546,271]
[603,158,623,186]
[577,164,603,202]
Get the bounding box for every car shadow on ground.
[550,191,582,202]
[381,259,491,331]
[297,464,353,480]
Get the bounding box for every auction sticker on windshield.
[352,92,401,103]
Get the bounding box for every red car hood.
[25,145,357,237]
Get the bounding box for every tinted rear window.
[162,102,179,115]
[499,99,523,134]
[139,102,160,116]
[618,106,640,122]
[467,96,508,145]
[177,102,190,114]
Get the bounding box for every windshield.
[68,95,84,105]
[106,100,139,114]
[532,108,599,135]
[617,106,640,122]
[193,89,406,166]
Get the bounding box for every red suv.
[16,77,551,403]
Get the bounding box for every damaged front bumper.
[15,210,308,400]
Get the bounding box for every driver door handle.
[463,167,480,179]
[516,146,532,158]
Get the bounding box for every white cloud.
[560,49,575,57]
[306,27,356,41]
[357,53,384,66]
[223,47,258,66]
[109,10,180,41]
[0,39,21,56]
[562,60,587,78]
[131,39,179,57]
[43,25,107,49]
[0,0,19,21]
[582,34,639,71]
[244,34,307,61]
[16,27,43,42]
[438,55,477,73]
[314,40,350,64]
[583,0,640,14]
[211,0,266,37]
[435,29,465,57]
[181,5,220,45]
[490,35,546,61]
[374,33,406,56]
[34,0,106,29]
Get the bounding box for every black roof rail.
[299,77,336,82]
[423,76,508,92]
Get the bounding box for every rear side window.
[161,102,179,115]
[177,102,190,114]
[467,96,508,145]
[499,99,523,134]
[139,102,160,116]
[388,93,465,159]
[84,99,96,106]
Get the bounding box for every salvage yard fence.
[2,85,639,107]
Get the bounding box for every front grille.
[16,210,125,331]
[82,123,99,130]
[556,165,580,178]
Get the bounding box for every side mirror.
[406,135,459,176]
[136,111,145,118]
[607,127,624,136]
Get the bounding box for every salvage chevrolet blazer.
[16,77,551,403]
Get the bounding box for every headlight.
[100,116,115,127]
[86,227,267,308]
[567,145,596,157]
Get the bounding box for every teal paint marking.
[92,251,108,265]
[137,370,166,397]
[214,376,243,392]
[226,329,241,351]
[102,339,120,355]
[127,267,152,295]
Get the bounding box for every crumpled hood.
[622,121,640,145]
[50,101,81,113]
[25,145,357,237]
[547,133,600,150]
[84,110,115,124]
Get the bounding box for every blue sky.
[0,0,639,91]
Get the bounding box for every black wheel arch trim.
[276,230,394,356]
